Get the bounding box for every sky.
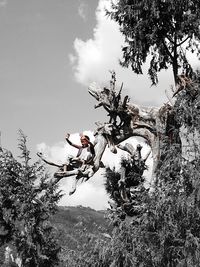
[1,0,199,210]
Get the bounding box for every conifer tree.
[0,131,62,267]
[107,0,200,84]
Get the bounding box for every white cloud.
[59,169,110,210]
[72,0,125,86]
[71,0,174,106]
[71,0,200,106]
[36,141,69,165]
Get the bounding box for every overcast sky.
[1,0,198,210]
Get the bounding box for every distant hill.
[0,206,111,266]
[51,205,112,264]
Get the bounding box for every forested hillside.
[51,206,112,266]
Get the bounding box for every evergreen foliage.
[107,0,200,84]
[0,131,62,267]
[104,150,148,218]
[1,2,200,264]
[70,78,200,266]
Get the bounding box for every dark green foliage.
[120,157,146,187]
[0,131,62,266]
[107,0,200,84]
[174,75,200,131]
[69,79,200,266]
[104,152,148,218]
[104,167,121,203]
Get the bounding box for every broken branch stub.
[88,74,181,181]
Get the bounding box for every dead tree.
[40,73,200,188]
[88,72,200,184]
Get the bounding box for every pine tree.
[0,131,62,267]
[107,0,200,84]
